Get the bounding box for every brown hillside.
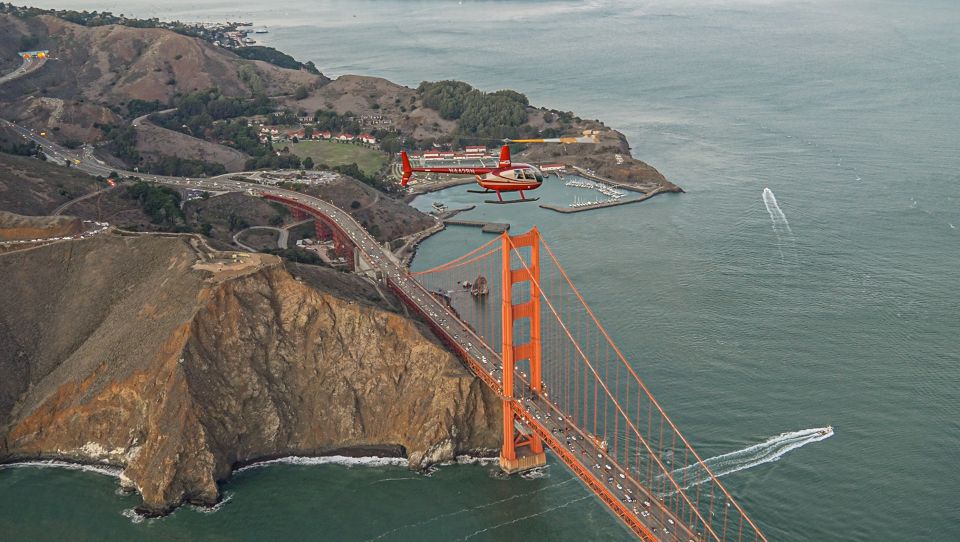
[285,74,457,141]
[0,233,500,515]
[0,13,326,145]
[134,122,249,172]
[288,176,436,242]
[0,14,323,103]
[0,151,101,215]
[0,210,82,241]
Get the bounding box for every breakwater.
[540,188,663,213]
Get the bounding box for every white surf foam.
[121,507,147,524]
[454,454,499,466]
[0,459,122,478]
[191,491,233,514]
[660,426,834,494]
[520,466,550,480]
[235,455,408,473]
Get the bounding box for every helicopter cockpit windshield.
[516,168,543,182]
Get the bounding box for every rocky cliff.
[0,233,500,515]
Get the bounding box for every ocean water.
[4,1,960,540]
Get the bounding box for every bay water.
[3,1,958,540]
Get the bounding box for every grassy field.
[289,140,387,176]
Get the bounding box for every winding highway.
[4,119,695,539]
[0,56,46,85]
[0,55,699,540]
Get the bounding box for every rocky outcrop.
[0,233,500,515]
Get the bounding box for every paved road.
[0,56,46,85]
[52,187,113,216]
[131,108,178,128]
[2,118,696,541]
[233,226,285,251]
[0,57,696,537]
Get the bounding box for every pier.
[567,165,647,193]
[540,188,663,213]
[442,219,510,233]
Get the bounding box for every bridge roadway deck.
[5,120,700,542]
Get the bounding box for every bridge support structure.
[499,228,546,474]
[260,193,354,271]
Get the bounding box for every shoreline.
[0,445,498,518]
[402,177,476,202]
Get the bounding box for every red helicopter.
[400,145,544,203]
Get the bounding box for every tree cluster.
[101,124,140,164]
[210,119,263,155]
[142,155,227,177]
[233,46,321,75]
[311,110,360,135]
[0,138,42,158]
[416,80,531,141]
[155,89,272,137]
[124,182,185,228]
[125,99,163,119]
[263,247,324,265]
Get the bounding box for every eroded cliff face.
[0,233,500,514]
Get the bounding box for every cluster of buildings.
[255,126,378,147]
[358,114,392,127]
[407,146,494,161]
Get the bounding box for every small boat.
[471,276,488,296]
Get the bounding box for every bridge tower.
[499,228,547,473]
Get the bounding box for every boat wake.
[659,426,833,494]
[455,495,590,541]
[762,187,795,262]
[364,478,578,541]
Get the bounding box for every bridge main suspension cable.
[412,229,767,542]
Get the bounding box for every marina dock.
[540,188,663,213]
[442,219,510,233]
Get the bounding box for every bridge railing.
[414,231,767,542]
[529,237,766,542]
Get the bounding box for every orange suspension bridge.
[263,193,767,541]
[407,228,767,541]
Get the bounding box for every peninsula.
[0,5,678,516]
